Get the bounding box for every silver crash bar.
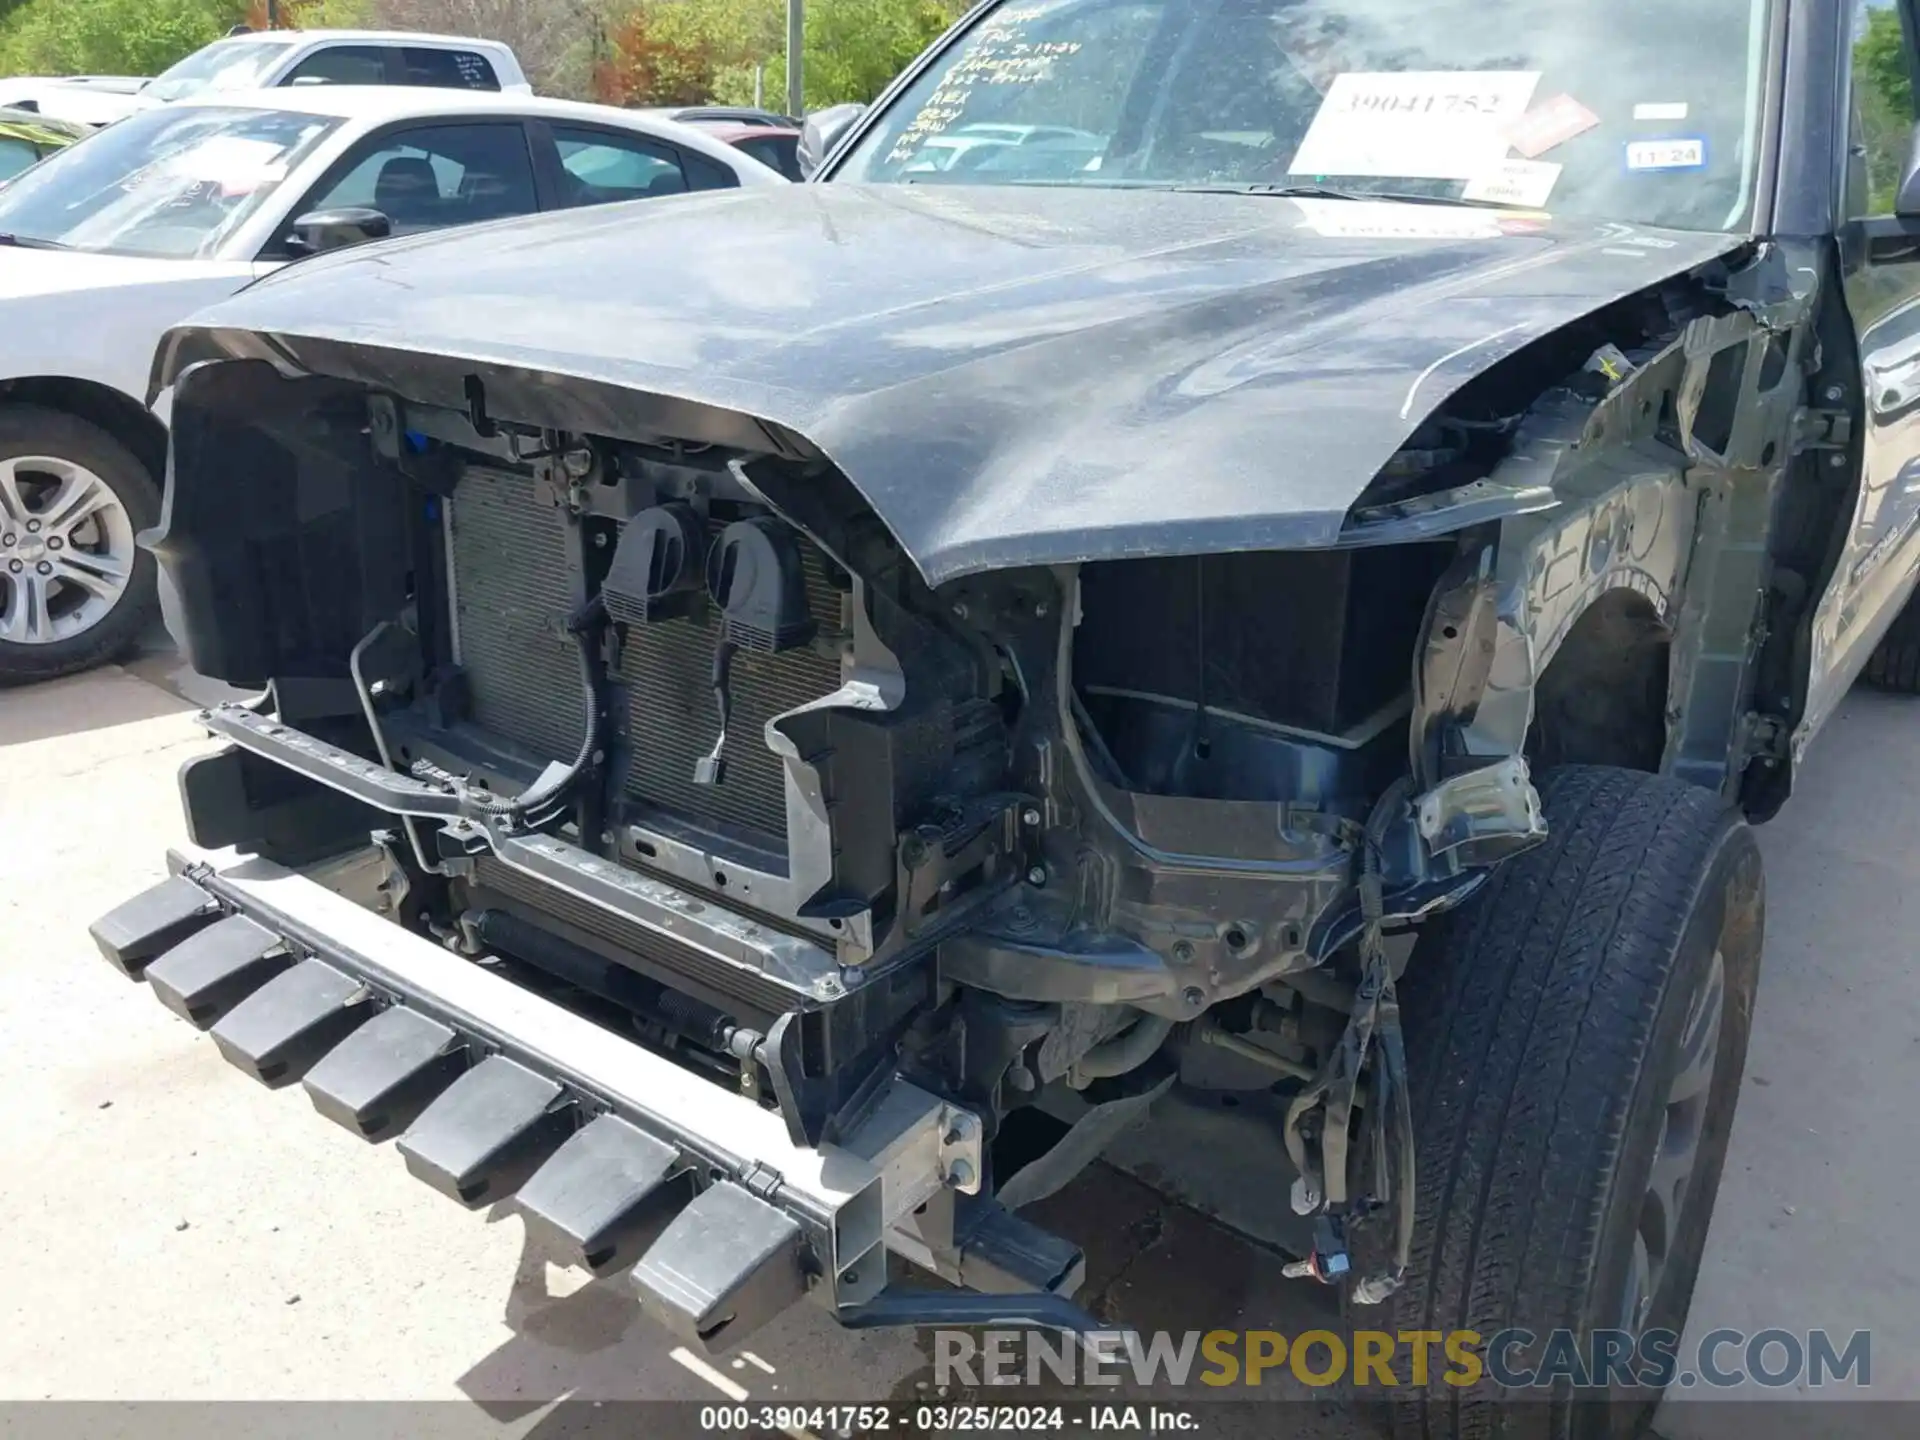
[140,843,980,1345]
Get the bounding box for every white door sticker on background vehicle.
[1288,70,1541,180]
[1625,137,1706,170]
[1462,158,1561,208]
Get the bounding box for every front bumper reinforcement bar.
[194,701,850,1004]
[89,845,1092,1351]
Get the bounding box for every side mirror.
[283,207,391,257]
[798,103,866,179]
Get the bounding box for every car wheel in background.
[0,404,160,685]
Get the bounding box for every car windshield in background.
[144,40,290,102]
[835,0,1774,231]
[0,105,337,257]
[0,111,81,182]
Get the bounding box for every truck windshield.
[146,40,290,103]
[834,0,1775,232]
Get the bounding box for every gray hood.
[157,184,1742,582]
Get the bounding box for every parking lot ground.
[3,657,1916,1435]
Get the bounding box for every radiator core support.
[437,466,880,959]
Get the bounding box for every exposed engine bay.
[149,374,1538,1316]
[127,229,1816,1343]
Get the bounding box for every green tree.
[1859,5,1913,116]
[1857,6,1914,212]
[599,0,962,110]
[0,0,244,77]
[780,0,961,110]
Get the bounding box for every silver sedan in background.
[0,85,785,684]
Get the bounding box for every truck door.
[1813,1,1920,736]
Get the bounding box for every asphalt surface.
[3,647,1916,1435]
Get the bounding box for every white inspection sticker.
[1462,158,1562,208]
[1627,138,1706,170]
[1633,101,1690,121]
[1289,70,1541,181]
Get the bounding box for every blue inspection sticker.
[1626,137,1708,171]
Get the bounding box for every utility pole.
[266,0,279,26]
[786,0,803,117]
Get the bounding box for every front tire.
[1387,766,1763,1440]
[0,405,160,685]
[1862,587,1920,693]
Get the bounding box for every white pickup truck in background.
[141,30,531,104]
[0,30,530,129]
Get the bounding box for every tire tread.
[1388,767,1735,1440]
[1863,591,1920,694]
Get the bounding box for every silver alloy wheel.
[1619,944,1726,1337]
[0,454,136,645]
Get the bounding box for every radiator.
[617,531,844,846]
[447,467,588,762]
[445,466,845,848]
[472,854,796,1020]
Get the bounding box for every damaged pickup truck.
[91,0,1920,1430]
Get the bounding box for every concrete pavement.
[2,655,1915,1433]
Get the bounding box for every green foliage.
[0,0,245,76]
[1857,6,1915,213]
[1859,5,1912,117]
[780,0,961,110]
[0,0,359,79]
[600,0,962,110]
